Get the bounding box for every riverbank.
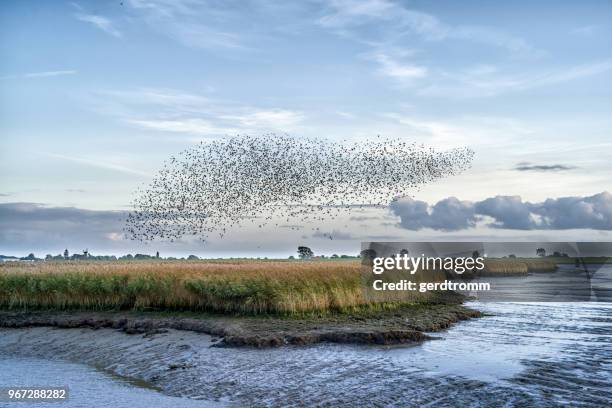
[0,303,481,347]
[2,301,610,407]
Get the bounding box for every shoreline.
[0,303,481,348]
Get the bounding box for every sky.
[1,0,611,257]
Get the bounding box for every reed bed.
[481,259,557,276]
[0,260,369,315]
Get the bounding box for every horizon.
[2,0,611,255]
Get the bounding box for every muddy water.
[0,357,222,407]
[1,271,611,407]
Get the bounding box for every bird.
[125,133,473,243]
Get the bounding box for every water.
[1,267,611,407]
[0,357,221,407]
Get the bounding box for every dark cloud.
[0,203,127,253]
[391,192,612,231]
[475,195,535,229]
[389,197,476,231]
[531,192,612,229]
[312,230,354,240]
[514,162,577,172]
[349,215,382,221]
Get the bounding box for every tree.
[399,249,409,256]
[156,251,160,258]
[63,249,69,259]
[331,254,339,258]
[536,248,546,257]
[360,249,377,261]
[288,255,295,260]
[297,246,314,259]
[45,254,53,260]
[472,250,480,258]
[188,254,199,260]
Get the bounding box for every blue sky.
[1,1,611,256]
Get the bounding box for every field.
[0,258,559,315]
[0,260,368,315]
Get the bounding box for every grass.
[0,260,371,315]
[0,257,562,315]
[482,259,557,275]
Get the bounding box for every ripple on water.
[0,302,611,407]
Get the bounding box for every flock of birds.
[125,134,474,243]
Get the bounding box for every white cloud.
[1,70,77,80]
[126,0,247,50]
[94,87,304,137]
[371,53,427,81]
[127,118,236,135]
[221,109,305,129]
[419,59,612,98]
[570,25,599,36]
[44,153,149,177]
[75,13,122,38]
[319,0,540,56]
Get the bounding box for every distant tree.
[187,254,199,260]
[125,254,133,260]
[21,253,36,261]
[331,254,339,258]
[536,248,546,257]
[63,249,69,259]
[508,254,516,259]
[552,251,562,257]
[360,249,377,261]
[399,249,409,256]
[288,255,295,260]
[45,254,52,260]
[297,246,314,259]
[340,254,350,258]
[472,250,480,258]
[134,254,152,260]
[156,251,160,258]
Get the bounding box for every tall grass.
[482,259,557,275]
[0,260,369,315]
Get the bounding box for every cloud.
[221,109,305,129]
[0,203,127,253]
[126,0,247,50]
[1,70,77,80]
[474,196,537,229]
[44,153,149,177]
[312,230,355,240]
[390,192,612,231]
[570,25,599,36]
[319,0,540,55]
[370,53,427,81]
[126,118,235,135]
[75,13,122,37]
[95,87,304,136]
[514,162,577,172]
[390,197,476,231]
[418,59,612,98]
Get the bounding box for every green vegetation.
[0,260,370,315]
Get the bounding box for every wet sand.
[1,302,610,407]
[0,303,480,347]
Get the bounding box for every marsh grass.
[0,260,370,315]
[0,258,558,315]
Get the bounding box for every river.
[1,268,611,407]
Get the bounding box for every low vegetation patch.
[0,260,377,315]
